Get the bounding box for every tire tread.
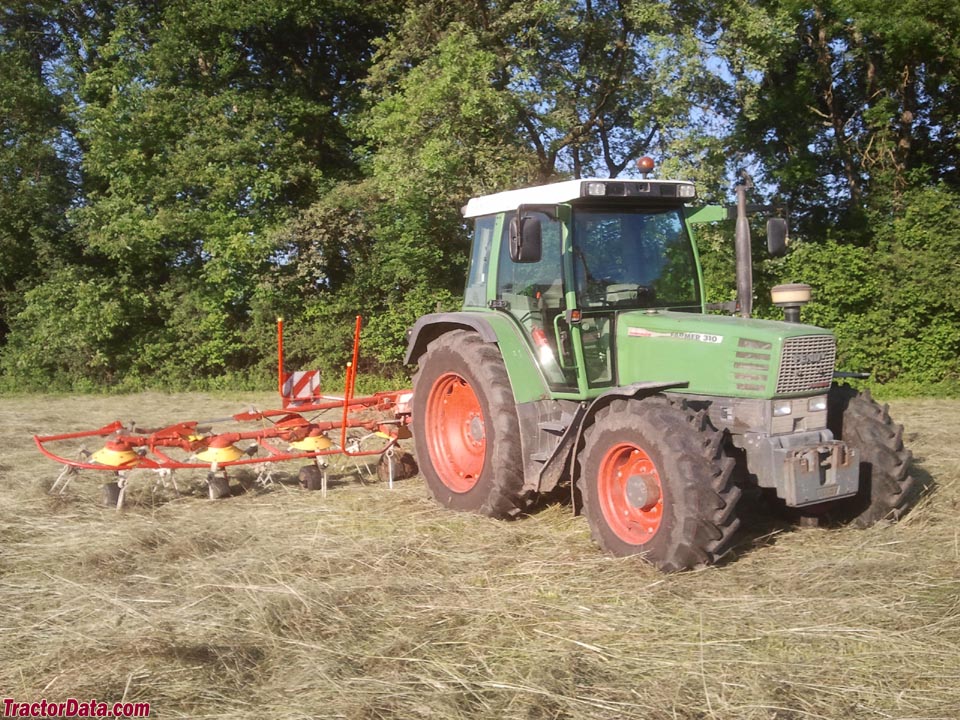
[576,394,741,571]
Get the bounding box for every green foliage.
[264,25,536,374]
[694,222,737,307]
[870,185,960,385]
[765,185,960,388]
[364,286,459,367]
[775,241,885,373]
[0,0,958,395]
[364,26,535,197]
[730,0,960,227]
[0,0,391,390]
[0,1,79,339]
[0,267,150,390]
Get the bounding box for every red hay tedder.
[34,317,417,508]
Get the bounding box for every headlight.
[677,184,696,199]
[808,396,828,412]
[585,182,606,196]
[773,400,793,417]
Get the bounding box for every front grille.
[776,335,836,394]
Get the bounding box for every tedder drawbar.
[35,317,417,508]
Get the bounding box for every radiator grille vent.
[776,335,836,394]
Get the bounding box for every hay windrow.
[1,393,958,719]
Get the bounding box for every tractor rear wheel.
[412,330,529,518]
[576,396,740,571]
[825,384,916,526]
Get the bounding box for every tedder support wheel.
[377,451,419,483]
[207,473,231,500]
[299,464,324,491]
[825,384,917,526]
[412,329,529,518]
[576,396,741,572]
[101,481,122,508]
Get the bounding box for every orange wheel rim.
[597,442,663,544]
[425,373,485,493]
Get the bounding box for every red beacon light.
[637,156,655,178]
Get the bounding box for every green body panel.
[685,205,728,224]
[458,310,552,404]
[615,310,833,399]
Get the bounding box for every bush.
[769,184,960,391]
[0,267,152,391]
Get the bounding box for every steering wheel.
[605,283,657,306]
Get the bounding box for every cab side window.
[464,215,496,308]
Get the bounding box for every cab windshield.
[573,207,701,311]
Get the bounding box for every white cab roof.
[461,178,695,218]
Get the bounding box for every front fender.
[537,380,690,494]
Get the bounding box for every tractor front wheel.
[577,396,741,571]
[825,384,916,526]
[412,330,529,518]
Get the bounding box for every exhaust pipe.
[734,171,753,318]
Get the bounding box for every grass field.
[1,392,958,719]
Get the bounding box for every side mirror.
[767,218,788,257]
[509,215,542,263]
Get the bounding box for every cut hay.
[1,393,958,719]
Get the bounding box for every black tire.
[207,473,231,500]
[576,396,741,571]
[101,481,122,508]
[377,451,419,483]
[299,464,324,491]
[411,330,529,518]
[825,384,916,526]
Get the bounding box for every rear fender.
[404,313,497,365]
[405,312,551,405]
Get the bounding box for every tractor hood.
[614,310,836,399]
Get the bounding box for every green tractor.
[404,162,915,571]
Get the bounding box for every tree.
[1,0,393,387]
[0,1,79,340]
[366,0,739,183]
[3,0,958,391]
[276,0,761,371]
[730,0,960,229]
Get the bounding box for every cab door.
[494,209,580,393]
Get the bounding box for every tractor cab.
[462,177,704,396]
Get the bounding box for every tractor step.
[533,417,574,463]
[538,420,568,435]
